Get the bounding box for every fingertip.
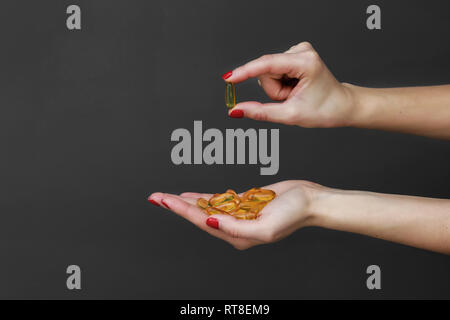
[223,66,249,84]
[221,70,233,81]
[229,102,260,118]
[206,217,219,229]
[234,101,263,109]
[230,102,263,120]
[150,192,164,197]
[148,192,165,205]
[228,108,244,119]
[148,198,160,207]
[160,194,180,210]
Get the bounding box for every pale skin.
[149,42,450,255]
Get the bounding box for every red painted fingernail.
[161,200,170,209]
[222,70,232,80]
[229,109,244,118]
[206,217,219,229]
[148,199,160,207]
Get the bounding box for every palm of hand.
[149,180,315,250]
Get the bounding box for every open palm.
[149,180,320,250]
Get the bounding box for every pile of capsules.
[197,188,276,220]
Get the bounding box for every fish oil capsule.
[215,199,239,213]
[232,211,258,220]
[238,201,257,211]
[205,207,227,215]
[197,198,209,209]
[225,82,235,109]
[241,188,261,201]
[197,187,276,220]
[245,189,276,202]
[209,192,236,206]
[226,189,241,204]
[249,201,267,213]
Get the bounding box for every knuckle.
[252,110,268,122]
[302,50,322,72]
[228,228,241,239]
[298,41,313,49]
[259,54,273,63]
[304,49,320,61]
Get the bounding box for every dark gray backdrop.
[0,0,449,299]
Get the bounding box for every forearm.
[345,84,450,140]
[308,188,450,254]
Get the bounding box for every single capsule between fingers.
[225,82,235,109]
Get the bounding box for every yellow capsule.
[226,189,241,204]
[215,199,239,213]
[197,198,209,209]
[200,187,276,220]
[249,201,267,213]
[209,192,236,207]
[232,211,258,220]
[238,200,267,213]
[245,189,276,202]
[239,200,257,211]
[205,207,227,215]
[241,188,261,201]
[225,82,235,109]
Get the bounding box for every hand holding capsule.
[223,42,356,128]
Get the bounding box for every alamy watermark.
[170,121,279,175]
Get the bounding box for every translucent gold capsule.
[238,200,267,213]
[198,187,276,220]
[233,208,249,214]
[244,189,276,202]
[209,192,236,207]
[241,188,261,201]
[238,201,257,211]
[232,211,258,220]
[226,189,241,204]
[225,82,235,109]
[197,198,209,209]
[215,199,239,213]
[205,207,227,215]
[249,201,267,213]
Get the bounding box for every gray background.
[0,0,449,299]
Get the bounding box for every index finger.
[226,53,296,84]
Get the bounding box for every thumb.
[206,214,267,241]
[229,101,294,125]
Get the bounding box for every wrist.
[306,186,355,229]
[341,83,377,128]
[295,181,341,228]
